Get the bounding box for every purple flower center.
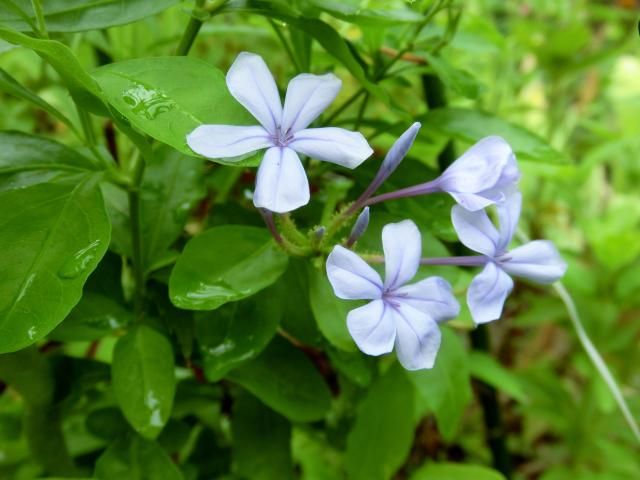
[272,126,294,147]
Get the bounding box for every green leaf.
[418,108,568,163]
[468,351,527,403]
[346,363,416,480]
[0,130,98,192]
[410,463,506,480]
[112,326,176,439]
[292,428,346,480]
[0,67,77,131]
[232,393,293,480]
[308,0,424,26]
[423,53,480,99]
[92,57,256,161]
[0,27,105,109]
[50,292,132,341]
[196,287,283,381]
[405,328,472,440]
[94,434,184,480]
[169,225,289,311]
[0,349,78,475]
[226,337,332,422]
[0,0,180,32]
[0,178,110,353]
[309,267,356,352]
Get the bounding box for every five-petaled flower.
[435,136,521,211]
[326,220,459,370]
[452,190,567,324]
[187,52,373,213]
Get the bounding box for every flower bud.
[346,207,370,247]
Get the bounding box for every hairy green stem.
[30,0,48,38]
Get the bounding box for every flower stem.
[363,180,440,207]
[553,282,640,444]
[174,0,225,56]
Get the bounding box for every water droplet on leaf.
[122,84,175,120]
[58,240,102,279]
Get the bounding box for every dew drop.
[27,326,37,340]
[122,84,175,120]
[58,240,102,279]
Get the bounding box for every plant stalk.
[30,0,48,38]
[128,151,146,318]
[175,0,207,56]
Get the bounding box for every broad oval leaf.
[410,463,506,480]
[0,130,98,192]
[405,328,472,440]
[226,337,332,422]
[418,108,568,163]
[346,363,416,480]
[95,434,184,480]
[0,178,110,353]
[309,268,356,352]
[112,326,176,439]
[169,226,289,311]
[92,57,257,162]
[197,287,283,381]
[0,0,180,32]
[232,393,293,480]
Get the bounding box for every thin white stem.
[553,282,640,443]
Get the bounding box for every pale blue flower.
[187,52,373,213]
[437,136,520,211]
[326,220,459,370]
[452,190,567,324]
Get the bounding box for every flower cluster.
[188,53,567,370]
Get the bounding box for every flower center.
[272,126,294,147]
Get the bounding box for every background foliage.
[0,0,639,479]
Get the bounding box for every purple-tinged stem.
[420,255,488,266]
[363,254,488,267]
[363,179,441,207]
[259,208,283,245]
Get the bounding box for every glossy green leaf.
[410,463,506,480]
[92,57,256,161]
[169,225,289,311]
[232,393,293,480]
[0,178,110,353]
[112,326,176,439]
[309,267,356,352]
[197,287,283,381]
[0,27,105,109]
[0,67,76,131]
[50,292,132,341]
[406,328,472,440]
[346,363,416,480]
[0,130,98,192]
[0,0,180,32]
[468,351,527,403]
[418,108,568,163]
[94,434,184,480]
[226,337,332,422]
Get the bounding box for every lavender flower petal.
[393,303,442,370]
[393,276,460,322]
[252,146,309,213]
[281,73,341,133]
[326,245,383,300]
[451,205,500,256]
[290,127,372,168]
[187,125,272,158]
[467,262,514,324]
[347,299,396,355]
[382,220,422,291]
[500,240,567,284]
[226,52,282,134]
